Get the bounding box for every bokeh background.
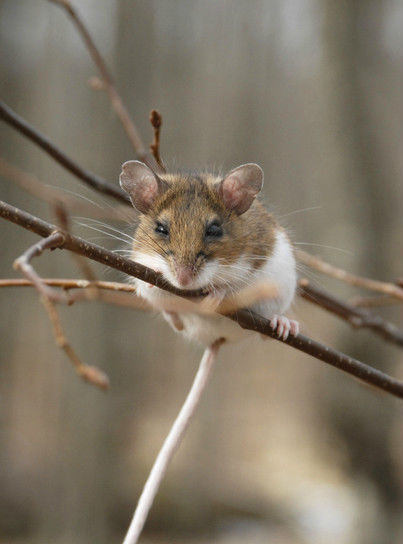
[1,1,403,543]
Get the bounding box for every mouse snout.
[175,265,195,287]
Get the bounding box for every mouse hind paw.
[269,315,299,341]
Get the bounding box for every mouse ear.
[119,160,168,213]
[218,163,264,215]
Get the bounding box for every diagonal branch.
[0,158,130,221]
[122,338,225,544]
[13,230,109,390]
[47,0,159,171]
[0,100,129,204]
[2,199,403,400]
[297,249,403,301]
[299,278,403,348]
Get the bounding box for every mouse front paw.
[269,315,299,341]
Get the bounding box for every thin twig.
[0,278,135,292]
[13,231,70,303]
[48,0,159,171]
[13,231,109,390]
[122,338,225,544]
[350,294,401,308]
[297,249,403,301]
[149,110,165,171]
[3,276,402,350]
[2,200,403,399]
[0,157,130,221]
[42,295,109,390]
[299,279,403,348]
[0,100,129,204]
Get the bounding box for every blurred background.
[1,1,403,543]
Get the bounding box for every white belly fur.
[132,230,297,346]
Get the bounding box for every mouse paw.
[269,315,299,341]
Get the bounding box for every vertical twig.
[122,338,225,544]
[48,0,160,171]
[13,232,109,390]
[149,110,166,171]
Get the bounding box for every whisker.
[74,217,135,242]
[278,206,322,219]
[75,222,132,245]
[294,242,353,255]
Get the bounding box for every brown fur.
[132,172,277,277]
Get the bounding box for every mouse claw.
[269,315,299,341]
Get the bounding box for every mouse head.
[120,160,264,290]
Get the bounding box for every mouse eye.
[155,222,169,236]
[205,222,223,239]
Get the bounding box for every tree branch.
[12,230,109,389]
[0,100,130,204]
[297,249,403,301]
[2,199,403,400]
[47,0,161,172]
[122,338,225,544]
[299,278,403,348]
[0,158,130,221]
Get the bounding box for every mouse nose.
[176,265,194,287]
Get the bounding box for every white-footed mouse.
[119,160,299,346]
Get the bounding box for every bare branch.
[0,158,130,221]
[0,278,135,292]
[42,295,109,390]
[0,100,129,204]
[2,200,403,400]
[122,338,225,544]
[299,279,403,348]
[48,0,160,171]
[12,231,109,390]
[297,249,403,301]
[13,231,69,303]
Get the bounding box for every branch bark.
[299,278,403,348]
[2,199,403,400]
[0,100,130,204]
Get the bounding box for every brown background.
[1,1,403,543]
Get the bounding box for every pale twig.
[0,157,130,221]
[0,278,135,292]
[13,232,109,390]
[13,231,70,303]
[42,295,109,390]
[0,277,276,315]
[297,249,403,301]
[48,0,159,171]
[122,338,225,544]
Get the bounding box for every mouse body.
[120,161,299,346]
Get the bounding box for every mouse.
[119,160,299,346]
